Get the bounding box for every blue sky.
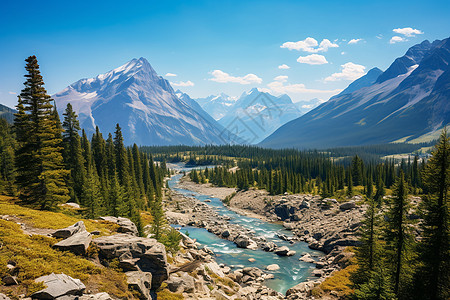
[0,0,449,108]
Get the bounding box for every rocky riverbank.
[167,175,367,298]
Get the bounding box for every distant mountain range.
[0,103,15,123]
[53,58,239,146]
[260,38,450,149]
[192,88,303,143]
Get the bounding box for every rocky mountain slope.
[0,103,15,123]
[261,37,450,149]
[53,58,236,146]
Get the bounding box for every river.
[167,166,322,294]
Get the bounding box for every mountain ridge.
[260,37,450,149]
[53,58,237,146]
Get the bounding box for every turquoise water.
[168,169,322,294]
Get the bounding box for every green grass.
[0,195,118,235]
[0,219,132,299]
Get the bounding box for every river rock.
[221,229,230,238]
[52,221,86,239]
[299,253,315,263]
[234,234,254,248]
[339,201,356,210]
[286,281,315,296]
[261,241,277,252]
[99,216,138,236]
[266,264,280,271]
[274,246,290,256]
[126,271,152,299]
[53,230,92,255]
[32,273,85,299]
[242,267,263,278]
[93,234,168,289]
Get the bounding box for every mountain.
[218,88,303,144]
[195,93,237,120]
[53,58,237,146]
[336,67,383,96]
[293,98,325,114]
[0,103,15,123]
[260,38,450,149]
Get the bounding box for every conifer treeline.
[189,153,424,197]
[0,56,165,235]
[352,130,449,300]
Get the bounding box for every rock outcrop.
[32,273,86,299]
[92,234,168,289]
[53,227,92,255]
[52,221,86,239]
[99,216,138,236]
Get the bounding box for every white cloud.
[165,73,177,77]
[393,27,424,37]
[302,104,314,109]
[8,91,16,95]
[348,38,363,44]
[268,80,342,95]
[324,62,366,82]
[341,51,346,55]
[280,37,338,52]
[209,70,262,85]
[170,80,194,87]
[274,75,288,82]
[278,64,290,70]
[390,36,407,44]
[376,34,383,39]
[297,54,328,65]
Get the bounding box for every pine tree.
[62,103,86,203]
[384,171,414,298]
[15,56,69,209]
[353,197,381,283]
[0,119,16,193]
[413,129,449,300]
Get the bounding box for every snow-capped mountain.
[260,37,450,149]
[217,88,303,144]
[194,93,237,120]
[53,58,237,145]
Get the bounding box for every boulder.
[300,200,310,209]
[79,293,113,300]
[242,267,263,278]
[286,250,296,256]
[0,294,10,300]
[166,272,195,293]
[286,281,315,296]
[62,202,81,209]
[205,261,224,277]
[221,230,230,238]
[299,253,315,263]
[52,221,86,239]
[274,246,290,256]
[266,264,280,271]
[261,242,277,252]
[234,235,253,248]
[32,273,85,299]
[53,230,92,255]
[339,201,356,210]
[311,269,324,277]
[126,271,152,300]
[99,216,138,236]
[93,234,168,289]
[2,275,18,286]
